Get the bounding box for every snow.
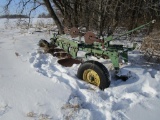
[0,18,160,120]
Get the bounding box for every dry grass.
[27,112,36,117]
[61,104,80,120]
[26,112,52,120]
[140,30,160,63]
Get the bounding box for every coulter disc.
[70,27,80,38]
[64,27,70,34]
[84,31,98,44]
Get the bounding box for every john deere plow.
[38,20,155,90]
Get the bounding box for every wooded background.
[4,0,160,35]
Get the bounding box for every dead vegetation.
[26,112,52,120]
[140,31,160,63]
[61,97,82,120]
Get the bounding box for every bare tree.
[43,0,64,34]
[4,0,160,35]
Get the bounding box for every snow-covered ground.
[0,18,160,120]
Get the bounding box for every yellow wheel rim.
[83,69,100,86]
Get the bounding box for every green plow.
[38,20,155,90]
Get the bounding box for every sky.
[0,0,47,17]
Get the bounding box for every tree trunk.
[43,0,64,34]
[85,0,90,31]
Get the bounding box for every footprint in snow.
[29,56,35,63]
[30,51,37,56]
[112,98,133,111]
[0,103,11,116]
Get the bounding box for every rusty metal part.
[58,58,82,67]
[102,55,109,59]
[64,27,70,34]
[39,39,58,53]
[48,48,64,54]
[70,27,80,38]
[39,40,49,48]
[84,31,101,44]
[53,52,72,59]
[47,47,71,59]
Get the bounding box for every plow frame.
[50,33,136,71]
[39,20,156,90]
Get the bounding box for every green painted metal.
[70,47,78,58]
[50,20,155,70]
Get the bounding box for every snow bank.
[29,47,160,120]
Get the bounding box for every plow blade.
[53,52,72,59]
[57,58,82,67]
[48,48,65,53]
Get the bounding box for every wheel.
[77,60,110,90]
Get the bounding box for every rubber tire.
[77,60,110,90]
